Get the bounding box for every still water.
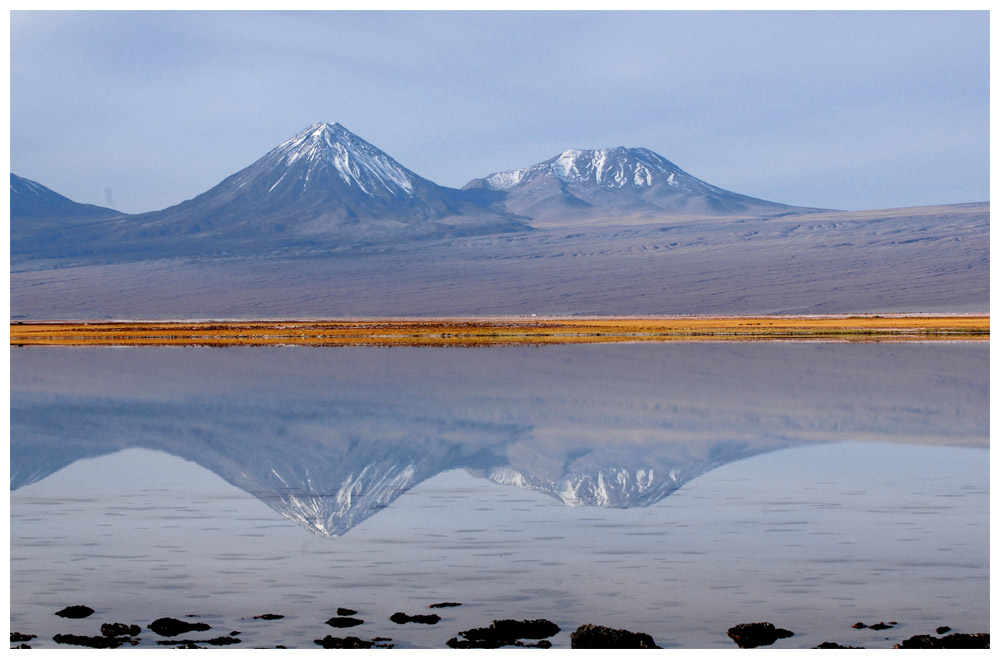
[10,343,989,649]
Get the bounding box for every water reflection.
[10,344,988,536]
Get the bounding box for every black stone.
[53,633,128,648]
[450,619,561,648]
[148,617,212,637]
[869,621,894,631]
[815,642,864,649]
[253,613,284,620]
[936,626,952,635]
[727,622,795,648]
[10,633,36,643]
[570,624,660,649]
[314,635,374,649]
[429,602,462,608]
[157,636,242,646]
[336,608,358,617]
[894,633,989,649]
[101,622,141,637]
[481,618,560,640]
[55,605,94,619]
[390,612,441,625]
[325,616,364,628]
[447,636,553,649]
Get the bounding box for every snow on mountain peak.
[480,146,696,192]
[10,174,50,198]
[553,146,675,189]
[268,122,416,197]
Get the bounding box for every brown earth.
[9,315,988,347]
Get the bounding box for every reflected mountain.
[483,439,787,508]
[10,418,791,536]
[11,343,988,536]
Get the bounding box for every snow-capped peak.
[479,146,700,192]
[552,146,679,189]
[264,122,417,198]
[10,174,51,198]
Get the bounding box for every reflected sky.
[10,343,989,535]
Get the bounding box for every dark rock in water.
[895,634,938,649]
[429,602,462,608]
[55,605,94,619]
[230,631,241,636]
[815,641,864,649]
[853,620,896,631]
[727,622,795,648]
[570,624,660,649]
[894,633,990,649]
[157,636,242,646]
[101,622,141,637]
[446,636,551,649]
[12,644,31,649]
[450,619,561,648]
[325,616,364,628]
[253,613,284,620]
[485,619,560,639]
[148,617,212,637]
[53,633,129,648]
[337,608,358,617]
[10,633,36,643]
[936,626,952,635]
[390,612,441,625]
[314,635,374,649]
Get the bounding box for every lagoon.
[9,343,989,648]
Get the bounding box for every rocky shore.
[9,603,990,650]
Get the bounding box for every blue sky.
[9,10,990,214]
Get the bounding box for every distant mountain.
[10,173,122,221]
[11,174,127,255]
[122,122,527,245]
[11,123,526,262]
[10,127,987,317]
[465,147,821,225]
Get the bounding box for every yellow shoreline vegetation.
[9,315,989,347]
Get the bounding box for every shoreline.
[9,315,989,347]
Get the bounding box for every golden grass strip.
[9,316,989,347]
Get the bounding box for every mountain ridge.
[464,146,825,225]
[10,123,987,319]
[10,173,124,220]
[10,123,530,261]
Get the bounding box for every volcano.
[465,146,821,225]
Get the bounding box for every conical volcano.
[11,123,527,262]
[125,122,526,246]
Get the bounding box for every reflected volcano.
[11,343,988,535]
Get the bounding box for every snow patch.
[485,168,527,190]
[269,122,416,198]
